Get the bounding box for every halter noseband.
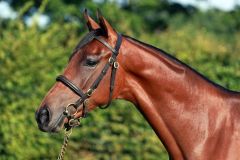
[56,29,122,130]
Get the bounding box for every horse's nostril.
[36,106,50,126]
[39,111,49,124]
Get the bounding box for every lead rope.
[57,105,81,160]
[57,128,72,160]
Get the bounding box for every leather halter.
[56,29,122,129]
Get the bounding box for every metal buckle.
[64,103,78,116]
[83,99,89,107]
[113,62,119,68]
[68,118,80,127]
[87,88,94,97]
[108,57,115,65]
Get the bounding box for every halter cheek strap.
[56,32,122,127]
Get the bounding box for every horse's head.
[35,10,125,132]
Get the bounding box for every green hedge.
[0,2,240,160]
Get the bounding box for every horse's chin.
[49,124,63,133]
[50,119,67,133]
[47,123,64,133]
[38,122,64,133]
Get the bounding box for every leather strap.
[70,29,103,61]
[99,64,118,109]
[56,31,122,118]
[56,75,86,98]
[98,33,122,109]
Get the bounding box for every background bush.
[0,0,239,159]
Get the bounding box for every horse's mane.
[123,35,239,94]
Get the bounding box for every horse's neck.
[119,37,240,159]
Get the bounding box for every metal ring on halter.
[68,118,81,127]
[65,103,78,116]
[108,57,115,65]
[113,62,119,68]
[83,99,89,107]
[87,88,94,97]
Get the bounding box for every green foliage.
[0,0,240,160]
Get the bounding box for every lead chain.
[57,128,72,160]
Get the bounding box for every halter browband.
[56,30,122,125]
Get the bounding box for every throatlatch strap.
[98,33,122,109]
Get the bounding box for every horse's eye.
[85,58,98,67]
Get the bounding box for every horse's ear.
[97,9,116,37]
[83,9,100,31]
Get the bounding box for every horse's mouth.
[50,114,68,133]
[49,124,64,133]
[38,124,62,133]
[38,113,66,133]
[38,109,81,133]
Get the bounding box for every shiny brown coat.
[35,12,240,160]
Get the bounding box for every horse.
[35,10,240,160]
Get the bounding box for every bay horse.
[35,10,240,160]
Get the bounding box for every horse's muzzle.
[35,105,51,132]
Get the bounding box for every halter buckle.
[65,103,78,116]
[108,57,115,65]
[113,62,119,68]
[83,99,89,107]
[87,88,94,96]
[63,110,69,116]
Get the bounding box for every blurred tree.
[121,0,198,31]
[1,0,240,160]
[6,0,199,31]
